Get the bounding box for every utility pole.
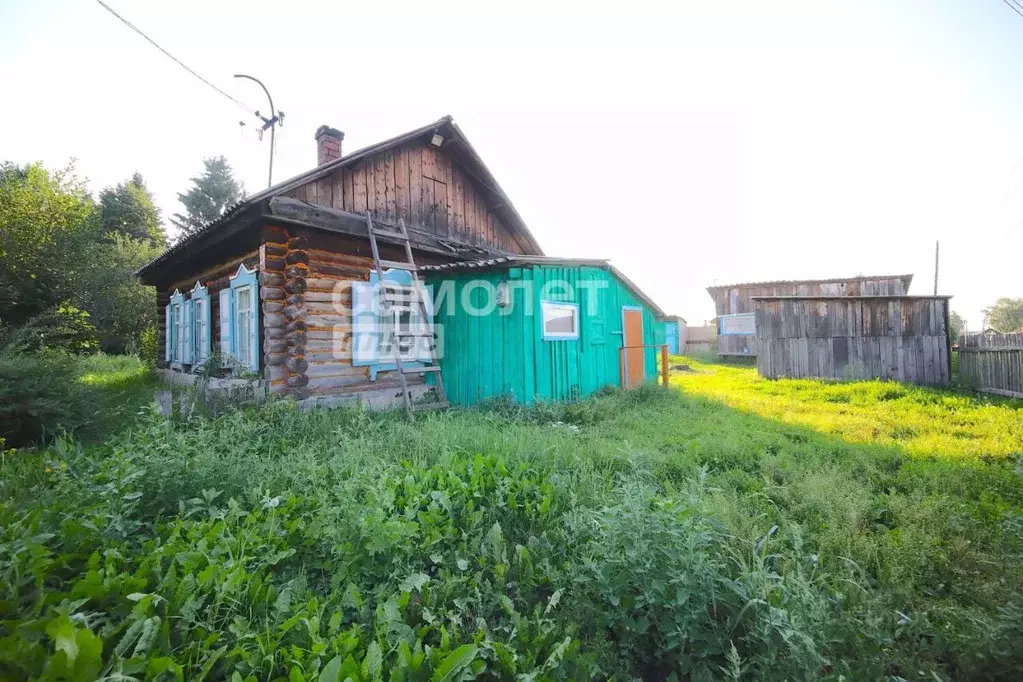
[234,74,282,188]
[933,240,939,295]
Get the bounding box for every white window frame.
[541,301,580,340]
[173,304,183,362]
[234,285,253,368]
[194,297,207,361]
[388,289,420,363]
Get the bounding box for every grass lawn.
[1,357,1021,680]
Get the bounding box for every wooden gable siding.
[285,142,522,254]
[157,250,260,370]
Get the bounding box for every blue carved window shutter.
[191,282,211,366]
[182,299,193,365]
[169,290,186,365]
[164,304,172,362]
[247,287,260,371]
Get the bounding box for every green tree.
[0,161,98,325]
[98,172,166,245]
[948,311,966,342]
[985,297,1023,333]
[73,235,163,353]
[170,156,243,239]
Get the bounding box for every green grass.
[75,354,160,440]
[671,356,1023,459]
[1,358,1021,680]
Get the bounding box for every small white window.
[385,284,420,362]
[542,301,579,340]
[235,286,253,365]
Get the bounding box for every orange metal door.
[623,308,645,387]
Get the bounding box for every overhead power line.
[1002,0,1023,20]
[93,0,256,115]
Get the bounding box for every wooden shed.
[659,315,686,355]
[754,295,952,385]
[706,274,914,357]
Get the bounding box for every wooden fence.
[957,332,1023,398]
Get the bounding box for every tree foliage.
[75,235,163,353]
[3,303,99,355]
[0,162,98,325]
[98,172,166,245]
[1,161,165,353]
[949,311,966,342]
[985,297,1023,333]
[169,156,243,239]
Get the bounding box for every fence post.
[661,345,669,386]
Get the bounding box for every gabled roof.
[419,256,666,317]
[138,116,543,279]
[706,274,914,291]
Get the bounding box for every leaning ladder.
[365,213,449,416]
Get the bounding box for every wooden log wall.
[285,141,523,254]
[157,250,260,370]
[754,297,951,385]
[261,225,423,397]
[956,332,1023,398]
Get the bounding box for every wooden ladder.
[365,213,449,416]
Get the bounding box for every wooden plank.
[434,179,449,236]
[341,170,353,212]
[372,155,388,220]
[450,167,465,237]
[353,166,369,213]
[317,176,333,207]
[330,171,343,210]
[383,151,397,223]
[394,148,409,223]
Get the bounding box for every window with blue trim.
[217,264,260,372]
[351,270,434,380]
[166,290,186,366]
[541,301,579,340]
[190,281,212,366]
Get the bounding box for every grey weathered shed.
[706,274,914,357]
[754,295,952,386]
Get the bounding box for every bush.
[0,351,83,447]
[3,303,98,355]
[130,325,158,367]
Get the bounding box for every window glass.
[194,298,206,360]
[172,304,183,361]
[388,286,418,361]
[235,286,252,364]
[542,302,579,339]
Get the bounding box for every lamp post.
[234,74,281,188]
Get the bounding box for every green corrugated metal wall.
[426,265,660,406]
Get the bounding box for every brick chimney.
[314,125,344,166]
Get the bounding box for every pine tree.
[170,156,244,239]
[98,172,166,245]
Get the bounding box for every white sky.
[3,0,1023,328]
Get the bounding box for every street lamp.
[234,74,282,188]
